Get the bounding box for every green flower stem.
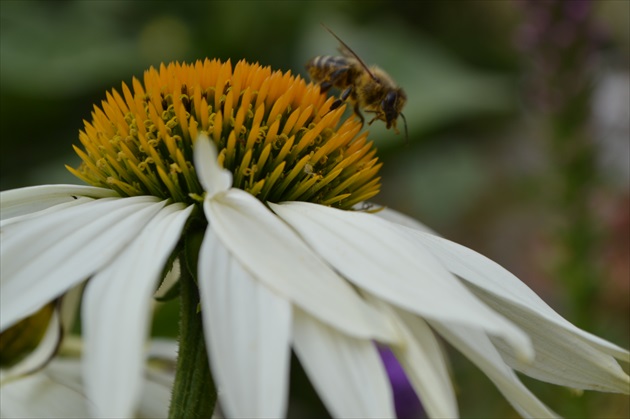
[169,262,216,418]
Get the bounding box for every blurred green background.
[1,1,628,417]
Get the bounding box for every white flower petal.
[82,203,192,418]
[205,189,398,342]
[137,371,173,419]
[483,295,630,394]
[1,196,96,228]
[292,309,396,418]
[193,134,233,197]
[430,321,558,418]
[153,258,181,300]
[42,357,85,396]
[411,231,629,360]
[0,359,91,419]
[59,284,84,334]
[146,338,179,361]
[408,231,630,393]
[198,227,292,418]
[1,196,166,331]
[363,291,457,418]
[1,345,174,419]
[270,201,532,360]
[143,340,178,401]
[0,310,61,384]
[0,185,117,221]
[374,206,436,234]
[385,306,458,418]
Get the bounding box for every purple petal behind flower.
[378,345,425,419]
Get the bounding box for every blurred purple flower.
[515,0,606,112]
[379,345,425,419]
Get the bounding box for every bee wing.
[321,24,378,81]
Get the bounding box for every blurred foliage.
[1,1,628,417]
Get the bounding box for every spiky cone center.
[68,59,382,209]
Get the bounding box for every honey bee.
[306,25,408,139]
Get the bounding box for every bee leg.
[322,67,351,100]
[330,98,343,110]
[339,86,353,102]
[319,81,333,93]
[366,112,379,126]
[353,102,365,127]
[330,86,352,111]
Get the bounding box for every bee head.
[382,88,407,129]
[379,88,408,142]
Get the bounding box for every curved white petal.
[146,338,179,362]
[153,258,181,300]
[1,196,96,228]
[407,231,630,393]
[137,370,174,419]
[0,310,61,385]
[379,304,458,419]
[410,231,629,360]
[0,185,118,221]
[198,228,292,418]
[373,206,437,234]
[1,345,175,419]
[59,284,84,335]
[292,309,396,418]
[270,201,532,361]
[483,295,630,394]
[430,321,558,418]
[134,340,179,419]
[205,189,398,342]
[42,358,84,392]
[137,376,173,418]
[0,359,92,419]
[1,196,166,331]
[144,340,178,393]
[82,203,192,418]
[193,134,233,197]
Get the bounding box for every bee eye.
[383,91,397,110]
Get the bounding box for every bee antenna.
[320,23,378,81]
[400,112,409,144]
